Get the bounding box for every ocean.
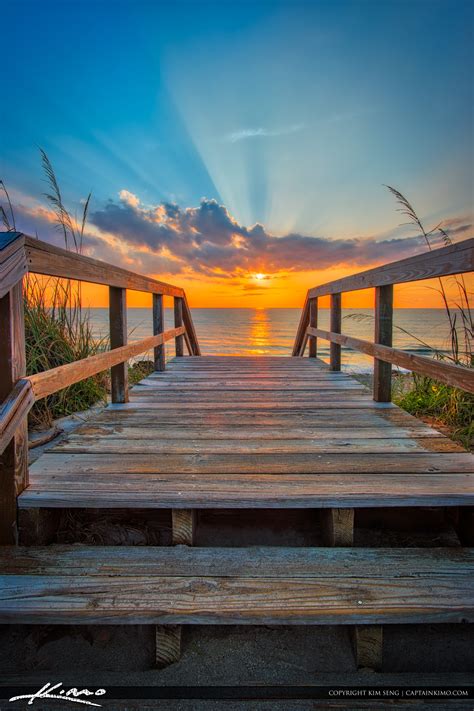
[87,308,458,373]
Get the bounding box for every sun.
[254,273,266,281]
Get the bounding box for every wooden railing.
[0,231,200,542]
[293,238,474,400]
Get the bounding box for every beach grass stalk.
[384,188,472,447]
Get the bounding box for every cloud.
[5,187,471,284]
[118,189,140,208]
[225,123,304,143]
[88,191,453,278]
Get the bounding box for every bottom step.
[0,546,472,625]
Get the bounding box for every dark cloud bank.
[89,194,465,277]
[9,192,472,278]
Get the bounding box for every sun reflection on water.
[249,308,271,354]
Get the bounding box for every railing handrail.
[0,230,201,468]
[293,237,474,398]
[308,237,474,298]
[1,231,185,298]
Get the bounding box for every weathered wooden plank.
[53,436,443,454]
[308,237,474,297]
[292,296,309,356]
[2,545,472,577]
[182,294,201,356]
[109,286,129,404]
[0,281,28,544]
[24,234,184,297]
[373,284,393,402]
[129,388,371,399]
[174,297,184,357]
[95,407,423,427]
[33,451,473,475]
[66,424,444,440]
[108,400,392,410]
[0,547,472,625]
[0,379,34,455]
[0,237,28,299]
[308,297,318,358]
[136,380,364,390]
[307,326,474,394]
[19,470,474,510]
[152,293,166,371]
[26,327,184,400]
[329,294,341,371]
[147,376,353,387]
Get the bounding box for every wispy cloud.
[225,123,304,143]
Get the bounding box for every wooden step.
[0,546,472,625]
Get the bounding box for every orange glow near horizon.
[74,268,471,310]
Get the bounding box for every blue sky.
[1,0,473,305]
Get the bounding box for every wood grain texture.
[292,297,309,356]
[109,286,129,404]
[308,237,474,297]
[307,327,474,394]
[0,379,34,455]
[174,297,184,357]
[0,281,28,543]
[0,546,472,625]
[26,328,184,400]
[152,294,165,371]
[351,625,383,671]
[0,234,28,299]
[155,625,181,667]
[172,509,196,545]
[329,294,341,371]
[373,284,393,403]
[321,508,354,546]
[24,234,184,297]
[308,297,318,358]
[18,471,474,510]
[53,436,444,454]
[182,294,201,356]
[16,356,474,513]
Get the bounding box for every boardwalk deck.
[19,356,474,511]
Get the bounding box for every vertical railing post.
[0,280,28,544]
[329,293,341,371]
[109,286,128,403]
[373,284,393,402]
[152,293,165,371]
[174,296,184,357]
[308,297,318,358]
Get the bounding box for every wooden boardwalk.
[19,355,474,512]
[2,233,473,677]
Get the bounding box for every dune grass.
[2,153,108,430]
[24,274,108,429]
[386,187,473,449]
